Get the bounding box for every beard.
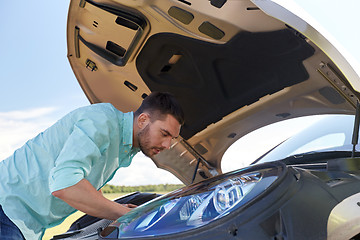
[137,124,163,158]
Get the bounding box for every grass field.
[42,193,128,240]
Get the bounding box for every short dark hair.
[135,92,185,125]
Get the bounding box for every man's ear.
[137,113,150,129]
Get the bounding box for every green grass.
[42,193,127,240]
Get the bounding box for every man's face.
[137,114,181,158]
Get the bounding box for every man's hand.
[123,203,137,209]
[52,179,136,220]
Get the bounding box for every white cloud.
[0,107,57,120]
[0,107,182,186]
[0,107,57,160]
[109,153,182,186]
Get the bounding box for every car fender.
[327,192,360,240]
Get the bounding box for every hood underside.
[136,30,314,139]
[67,0,359,184]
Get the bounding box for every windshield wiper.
[281,151,359,165]
[251,139,288,165]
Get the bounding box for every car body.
[53,0,360,239]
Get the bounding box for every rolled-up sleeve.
[48,119,107,193]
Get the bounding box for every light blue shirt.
[0,103,139,240]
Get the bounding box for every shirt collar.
[122,111,135,147]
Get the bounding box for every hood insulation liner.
[136,29,315,139]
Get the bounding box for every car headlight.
[101,163,284,239]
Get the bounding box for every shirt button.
[124,150,128,153]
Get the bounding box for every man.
[0,92,184,240]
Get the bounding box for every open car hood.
[67,0,360,185]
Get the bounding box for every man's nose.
[162,137,172,149]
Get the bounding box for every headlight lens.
[101,164,283,239]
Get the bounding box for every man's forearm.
[52,179,133,220]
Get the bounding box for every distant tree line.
[102,184,185,193]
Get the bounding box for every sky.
[1,0,354,186]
